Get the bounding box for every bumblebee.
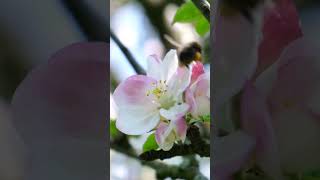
[165,35,202,67]
[178,42,202,67]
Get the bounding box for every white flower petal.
[113,75,161,135]
[161,50,179,82]
[155,122,175,151]
[146,55,161,80]
[212,11,262,109]
[159,103,189,120]
[193,96,210,117]
[116,108,160,135]
[167,66,191,97]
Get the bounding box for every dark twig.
[137,0,184,50]
[111,134,207,179]
[61,0,108,41]
[110,30,146,74]
[191,0,211,22]
[139,125,210,161]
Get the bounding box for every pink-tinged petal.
[270,109,320,172]
[277,38,319,67]
[113,75,161,135]
[167,66,191,97]
[173,117,187,142]
[161,50,179,82]
[12,42,108,143]
[113,75,158,107]
[213,131,255,180]
[194,73,210,98]
[271,38,320,113]
[257,0,302,74]
[269,55,320,111]
[155,122,167,144]
[147,55,161,80]
[212,8,262,108]
[155,122,175,151]
[185,88,196,113]
[241,83,283,179]
[191,61,205,84]
[194,96,210,117]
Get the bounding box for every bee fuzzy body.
[178,42,202,67]
[164,35,203,67]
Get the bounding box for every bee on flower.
[113,50,210,151]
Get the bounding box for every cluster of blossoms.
[213,0,320,179]
[113,50,210,151]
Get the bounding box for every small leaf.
[195,18,210,37]
[200,114,210,122]
[173,1,210,37]
[189,118,201,124]
[110,120,119,138]
[173,1,200,23]
[142,133,159,152]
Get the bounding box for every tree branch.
[110,30,146,74]
[139,125,210,161]
[61,0,108,41]
[191,0,211,22]
[137,0,184,50]
[111,134,208,179]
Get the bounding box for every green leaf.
[200,114,210,122]
[142,133,159,152]
[173,1,210,37]
[110,120,119,138]
[173,1,201,23]
[195,18,210,37]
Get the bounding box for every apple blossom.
[113,50,191,136]
[11,42,108,179]
[238,0,320,178]
[242,38,320,178]
[186,69,210,119]
[212,0,320,179]
[155,116,187,151]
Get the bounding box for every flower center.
[146,80,175,109]
[146,80,167,98]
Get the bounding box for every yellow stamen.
[195,52,202,61]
